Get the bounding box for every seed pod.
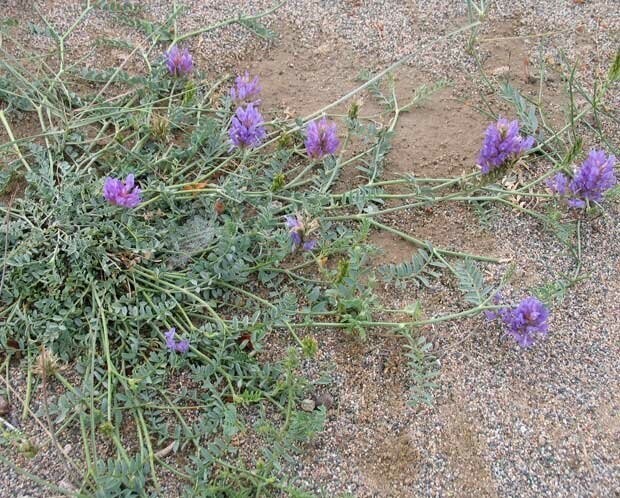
[236,332,254,352]
[214,199,225,215]
[348,98,363,120]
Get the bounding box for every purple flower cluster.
[229,103,266,149]
[547,172,569,196]
[477,118,534,174]
[230,71,262,105]
[285,214,318,252]
[486,296,550,348]
[164,328,190,353]
[164,46,193,77]
[305,117,340,160]
[103,174,142,208]
[547,149,617,208]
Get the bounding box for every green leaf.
[237,18,277,40]
[608,48,620,84]
[455,259,493,305]
[379,247,445,288]
[405,335,440,408]
[499,81,539,136]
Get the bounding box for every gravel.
[1,0,619,497]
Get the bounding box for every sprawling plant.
[0,3,617,495]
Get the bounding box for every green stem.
[0,111,32,172]
[169,0,287,48]
[135,409,160,491]
[91,287,113,423]
[21,345,33,421]
[293,304,501,329]
[284,160,317,190]
[573,219,582,277]
[367,219,503,263]
[132,267,227,330]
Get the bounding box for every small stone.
[314,43,331,56]
[58,479,77,493]
[491,65,510,77]
[0,396,9,416]
[301,398,316,412]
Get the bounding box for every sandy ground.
[1,0,619,497]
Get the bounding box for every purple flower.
[302,239,318,251]
[285,215,304,246]
[487,297,549,348]
[103,174,142,208]
[305,117,340,160]
[285,214,318,252]
[477,118,535,174]
[483,292,503,321]
[164,328,190,353]
[547,150,617,208]
[546,173,569,195]
[567,150,616,207]
[230,71,262,105]
[285,215,302,230]
[567,198,586,209]
[175,339,190,354]
[502,297,549,348]
[164,328,177,351]
[164,46,193,77]
[229,103,266,149]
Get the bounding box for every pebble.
[301,399,316,412]
[0,396,9,416]
[58,479,77,493]
[491,65,510,77]
[314,392,334,410]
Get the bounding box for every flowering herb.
[164,46,193,77]
[103,174,142,208]
[164,328,190,353]
[548,149,617,208]
[4,29,588,490]
[486,296,550,348]
[477,118,534,174]
[229,103,266,149]
[230,71,262,105]
[304,117,340,159]
[285,214,318,252]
